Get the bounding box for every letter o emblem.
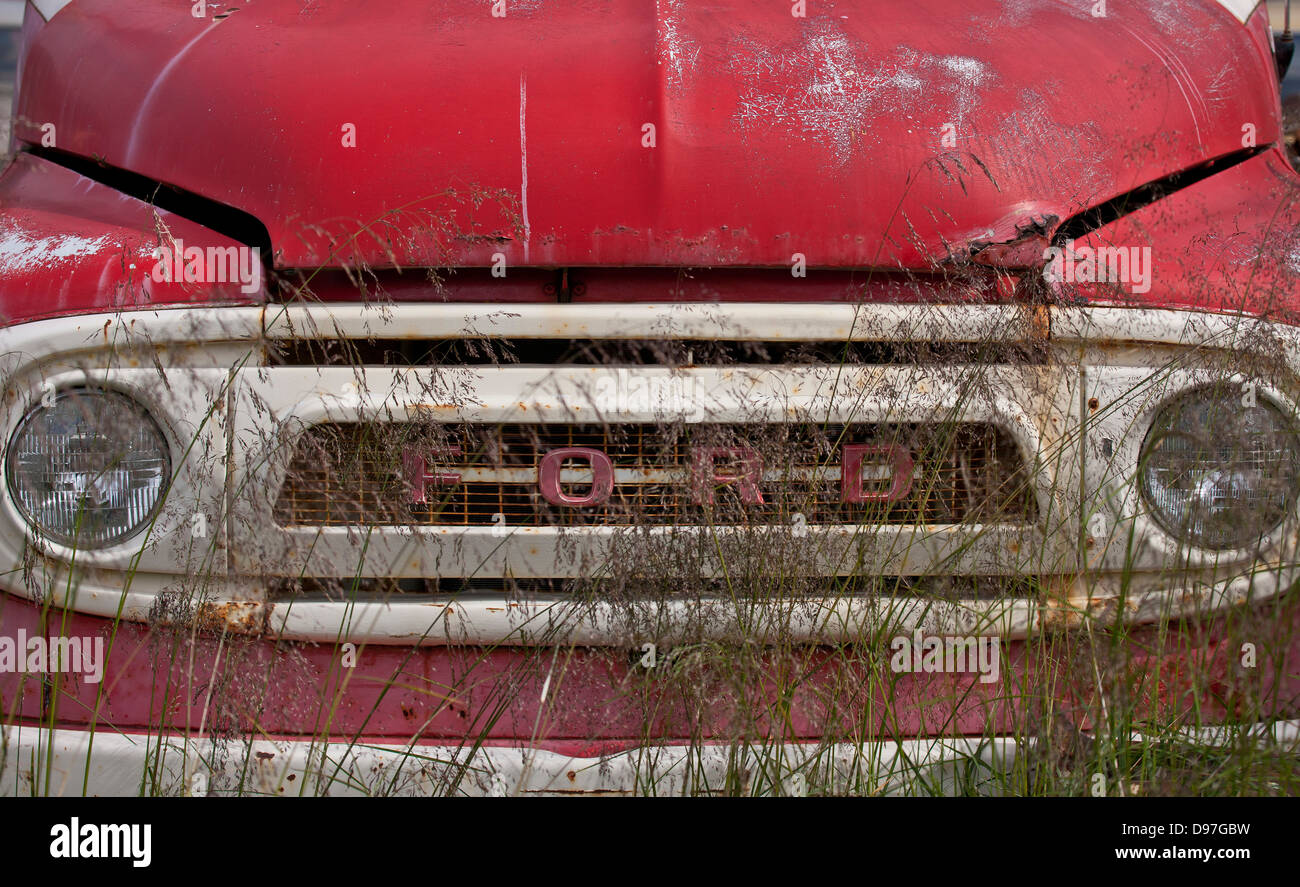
[538,447,614,506]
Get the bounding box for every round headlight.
[5,388,171,548]
[1139,386,1300,550]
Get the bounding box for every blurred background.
[1271,0,1300,159]
[0,0,19,146]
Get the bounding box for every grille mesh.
[274,422,1034,528]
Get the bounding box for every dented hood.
[14,0,1283,270]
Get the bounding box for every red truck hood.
[14,0,1282,271]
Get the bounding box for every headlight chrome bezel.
[4,386,173,550]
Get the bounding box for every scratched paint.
[728,20,996,165]
[0,227,112,274]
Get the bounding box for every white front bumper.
[6,720,1299,796]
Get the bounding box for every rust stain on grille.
[273,422,1035,528]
